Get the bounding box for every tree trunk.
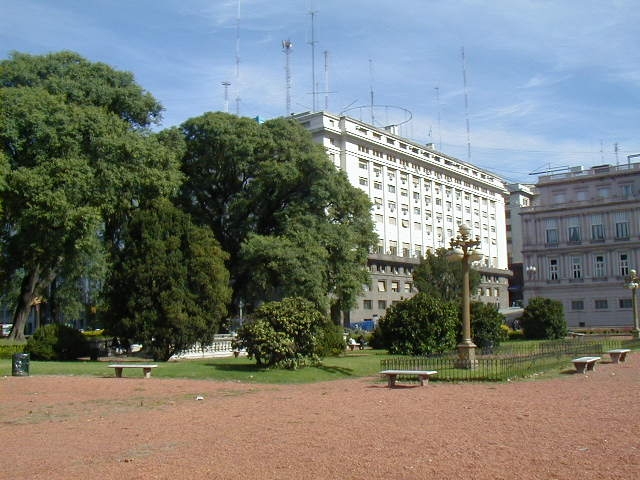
[8,267,42,341]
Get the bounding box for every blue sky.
[2,0,639,183]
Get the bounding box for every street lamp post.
[449,224,482,369]
[624,269,640,339]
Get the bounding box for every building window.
[377,280,386,292]
[571,256,582,279]
[404,282,412,293]
[378,300,387,309]
[389,217,397,226]
[358,177,368,187]
[619,253,629,276]
[388,184,396,193]
[597,187,609,199]
[401,219,409,228]
[363,300,372,309]
[619,298,632,309]
[591,213,605,241]
[545,218,559,245]
[568,217,581,242]
[549,259,559,280]
[593,255,606,278]
[571,300,584,311]
[373,181,382,190]
[594,299,608,310]
[391,281,399,292]
[621,184,632,198]
[615,212,629,240]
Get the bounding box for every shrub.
[235,297,327,369]
[0,340,26,359]
[25,324,88,360]
[378,293,458,355]
[470,302,507,350]
[520,297,567,340]
[316,322,347,357]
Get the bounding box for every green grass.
[0,350,394,384]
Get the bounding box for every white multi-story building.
[294,111,511,325]
[521,162,640,329]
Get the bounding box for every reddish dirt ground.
[1,354,639,480]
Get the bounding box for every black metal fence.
[380,339,625,382]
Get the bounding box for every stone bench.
[571,356,600,374]
[607,349,631,364]
[379,370,437,387]
[347,343,363,351]
[108,364,158,378]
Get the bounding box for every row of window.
[551,183,635,204]
[544,213,635,245]
[545,253,631,280]
[570,298,633,311]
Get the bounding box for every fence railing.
[380,339,624,382]
[170,334,237,360]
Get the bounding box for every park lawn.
[0,349,393,384]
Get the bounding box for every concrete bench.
[108,364,158,378]
[379,370,437,387]
[347,343,363,351]
[607,349,631,364]
[571,356,600,374]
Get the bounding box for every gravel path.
[2,354,639,479]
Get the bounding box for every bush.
[316,322,347,357]
[470,302,507,350]
[235,297,327,369]
[520,297,567,340]
[0,340,26,359]
[25,324,88,360]
[378,293,458,355]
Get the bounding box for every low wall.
[170,334,238,360]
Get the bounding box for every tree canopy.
[102,198,231,361]
[179,112,377,321]
[412,248,481,302]
[0,51,182,340]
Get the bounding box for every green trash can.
[12,353,29,376]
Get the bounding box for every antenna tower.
[461,47,471,161]
[309,9,318,111]
[324,50,329,111]
[435,86,442,150]
[234,0,241,115]
[282,40,293,115]
[369,59,375,125]
[222,81,231,113]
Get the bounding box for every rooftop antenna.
[222,81,231,113]
[309,9,318,111]
[282,39,293,115]
[615,142,619,165]
[324,50,329,111]
[461,47,471,161]
[369,59,375,125]
[234,0,241,115]
[435,86,442,150]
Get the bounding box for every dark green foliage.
[179,113,376,319]
[26,323,87,360]
[315,322,347,357]
[377,293,459,355]
[102,198,231,361]
[235,297,327,369]
[520,297,567,340]
[470,301,507,350]
[413,248,480,301]
[0,51,182,340]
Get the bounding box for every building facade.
[505,183,537,306]
[521,162,640,329]
[294,111,511,325]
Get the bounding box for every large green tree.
[0,51,182,340]
[413,248,481,302]
[179,112,376,322]
[103,198,231,361]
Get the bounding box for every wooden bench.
[379,370,437,387]
[571,356,600,374]
[108,364,158,378]
[607,349,631,364]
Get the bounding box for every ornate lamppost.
[448,224,482,369]
[624,269,640,339]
